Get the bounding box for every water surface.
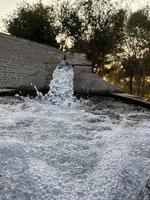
[0,96,149,200]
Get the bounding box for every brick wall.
[0,33,59,90]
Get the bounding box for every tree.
[127,8,150,51]
[58,0,126,76]
[59,2,83,42]
[123,8,150,95]
[81,7,126,76]
[56,1,85,51]
[5,2,59,47]
[110,7,150,96]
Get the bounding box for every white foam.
[0,97,149,200]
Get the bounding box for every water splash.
[0,96,149,200]
[47,61,75,106]
[35,61,77,109]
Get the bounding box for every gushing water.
[47,61,75,107]
[34,61,77,109]
[0,62,150,200]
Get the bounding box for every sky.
[0,0,149,31]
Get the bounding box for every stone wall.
[0,33,59,90]
[74,65,116,94]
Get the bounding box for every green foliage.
[82,8,126,75]
[58,0,126,75]
[127,9,150,36]
[59,2,83,41]
[111,7,150,97]
[5,2,59,47]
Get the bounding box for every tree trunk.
[129,75,133,94]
